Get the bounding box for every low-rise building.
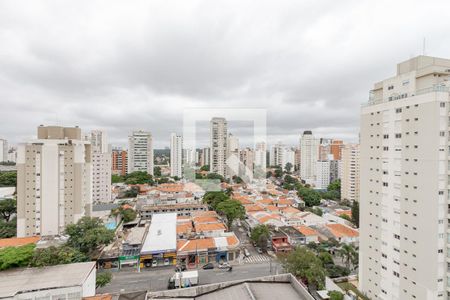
[139,203,208,219]
[0,262,96,299]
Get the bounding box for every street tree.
[338,244,358,270]
[328,291,344,300]
[0,217,16,238]
[0,171,16,187]
[216,200,245,230]
[279,246,326,289]
[0,198,16,221]
[203,191,229,210]
[351,201,359,228]
[284,162,293,173]
[65,217,114,256]
[250,225,270,250]
[297,186,321,207]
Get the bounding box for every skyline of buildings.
[128,130,154,176]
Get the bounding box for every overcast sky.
[1,0,450,148]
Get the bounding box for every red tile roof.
[0,236,40,248]
[326,223,359,238]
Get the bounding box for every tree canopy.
[124,171,153,185]
[0,198,16,221]
[111,174,124,183]
[278,246,326,289]
[351,201,359,228]
[203,191,229,210]
[200,165,210,171]
[250,225,270,251]
[0,244,35,271]
[297,186,321,207]
[328,291,344,300]
[96,271,112,288]
[112,206,137,223]
[0,171,16,187]
[216,200,245,230]
[0,217,16,238]
[30,246,88,267]
[65,217,114,256]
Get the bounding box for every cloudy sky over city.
[1,0,450,148]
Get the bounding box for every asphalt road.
[98,261,282,294]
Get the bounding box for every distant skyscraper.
[200,147,211,167]
[210,118,228,177]
[128,131,153,175]
[359,56,450,299]
[239,147,254,177]
[330,140,344,160]
[0,139,7,162]
[269,142,285,167]
[170,133,183,178]
[7,147,16,163]
[340,144,359,202]
[90,130,111,203]
[16,125,92,237]
[300,131,319,184]
[112,148,127,176]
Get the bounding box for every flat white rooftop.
[0,261,96,298]
[141,213,177,254]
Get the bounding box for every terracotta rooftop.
[294,225,318,236]
[282,207,301,214]
[177,238,215,252]
[177,223,193,235]
[245,204,264,212]
[193,216,220,224]
[0,236,40,248]
[83,294,112,300]
[326,223,359,238]
[195,223,227,232]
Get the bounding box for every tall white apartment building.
[0,139,7,162]
[7,147,17,163]
[341,144,360,203]
[16,126,92,237]
[128,130,153,175]
[300,131,319,184]
[90,130,111,203]
[239,147,254,177]
[282,147,296,171]
[254,142,267,169]
[170,133,183,178]
[210,118,228,178]
[315,161,330,190]
[200,147,211,167]
[269,142,285,167]
[360,56,450,300]
[228,133,240,177]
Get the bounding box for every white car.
[218,262,231,269]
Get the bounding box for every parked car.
[218,262,231,269]
[164,258,170,266]
[256,247,263,254]
[243,248,250,257]
[202,263,214,270]
[152,260,158,267]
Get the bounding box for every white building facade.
[210,118,228,178]
[0,139,7,162]
[16,126,92,237]
[360,56,450,300]
[128,130,154,175]
[341,143,360,202]
[300,131,319,184]
[315,161,330,190]
[170,133,183,178]
[90,130,111,203]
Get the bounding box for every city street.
[97,261,282,294]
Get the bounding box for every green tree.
[328,291,344,300]
[216,200,245,230]
[0,171,16,187]
[274,168,283,178]
[284,162,293,173]
[279,246,326,289]
[0,198,16,221]
[326,264,351,278]
[328,180,341,192]
[0,244,35,271]
[203,191,229,210]
[297,186,321,207]
[224,187,233,197]
[351,201,359,228]
[338,244,358,270]
[250,225,270,251]
[305,207,323,216]
[154,166,162,177]
[232,176,243,184]
[206,173,225,182]
[65,217,115,256]
[318,251,334,266]
[121,208,137,223]
[120,186,139,198]
[96,272,112,288]
[30,246,87,267]
[111,174,124,183]
[200,165,210,171]
[124,171,153,185]
[0,217,16,238]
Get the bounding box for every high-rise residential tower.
[360,56,450,299]
[300,131,319,184]
[16,125,92,237]
[340,143,360,203]
[210,118,228,178]
[90,130,111,203]
[170,133,183,178]
[128,130,153,175]
[112,148,127,176]
[254,142,267,169]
